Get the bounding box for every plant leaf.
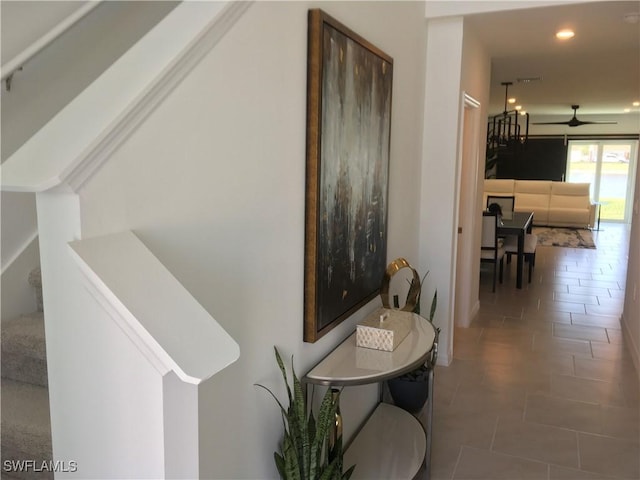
[429,289,438,322]
[327,433,344,478]
[254,383,288,416]
[291,358,309,478]
[310,387,335,479]
[275,348,304,478]
[274,452,285,479]
[307,409,320,479]
[282,431,302,480]
[274,347,294,407]
[318,459,338,480]
[342,464,356,480]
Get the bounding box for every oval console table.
[303,308,437,480]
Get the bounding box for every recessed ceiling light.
[515,105,522,110]
[624,108,631,113]
[556,29,575,40]
[520,111,527,116]
[633,101,640,107]
[508,98,516,104]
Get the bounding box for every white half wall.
[37,192,166,478]
[77,1,429,477]
[163,371,199,479]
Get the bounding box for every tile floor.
[431,223,639,480]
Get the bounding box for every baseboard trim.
[469,300,480,325]
[455,299,480,328]
[435,351,451,367]
[620,313,640,381]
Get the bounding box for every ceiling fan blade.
[532,119,617,127]
[531,105,617,127]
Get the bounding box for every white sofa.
[483,179,597,229]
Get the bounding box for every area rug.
[532,227,596,249]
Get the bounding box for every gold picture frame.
[304,9,393,342]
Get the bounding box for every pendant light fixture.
[487,82,529,152]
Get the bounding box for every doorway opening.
[454,93,481,330]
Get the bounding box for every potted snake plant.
[256,347,355,480]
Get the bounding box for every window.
[566,140,638,223]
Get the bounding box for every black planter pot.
[388,377,429,414]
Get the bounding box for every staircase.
[1,269,53,480]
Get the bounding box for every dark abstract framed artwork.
[304,9,393,343]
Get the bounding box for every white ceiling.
[464,1,640,118]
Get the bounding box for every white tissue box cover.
[356,308,412,352]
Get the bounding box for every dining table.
[497,211,534,289]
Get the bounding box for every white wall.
[418,8,497,360]
[622,151,640,376]
[419,16,465,365]
[453,23,492,328]
[78,2,429,477]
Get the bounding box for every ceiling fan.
[532,105,617,127]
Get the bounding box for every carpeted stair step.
[1,313,48,387]
[1,379,53,480]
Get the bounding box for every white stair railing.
[1,1,252,193]
[69,230,239,384]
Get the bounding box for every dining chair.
[486,195,516,220]
[504,233,538,283]
[481,212,506,292]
